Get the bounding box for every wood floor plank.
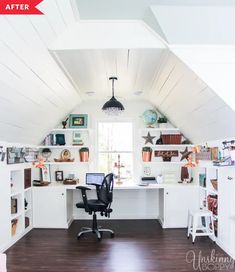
[5,220,235,272]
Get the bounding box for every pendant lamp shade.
[102,77,125,115]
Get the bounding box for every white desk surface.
[39,182,198,190]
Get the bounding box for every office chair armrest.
[76,186,91,191]
[76,186,91,213]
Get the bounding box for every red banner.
[0,0,43,14]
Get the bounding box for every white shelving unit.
[140,127,193,182]
[0,163,33,252]
[37,128,92,183]
[197,164,218,237]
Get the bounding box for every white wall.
[70,99,157,180]
[69,100,160,219]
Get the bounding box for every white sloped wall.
[148,52,235,143]
[0,1,81,145]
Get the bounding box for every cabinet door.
[218,168,235,258]
[164,186,199,228]
[33,187,67,228]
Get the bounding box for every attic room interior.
[0,0,235,271]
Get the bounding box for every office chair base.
[77,227,114,241]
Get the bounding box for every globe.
[143,110,158,127]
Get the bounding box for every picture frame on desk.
[69,114,88,129]
[41,165,51,182]
[55,171,64,182]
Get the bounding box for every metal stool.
[187,210,216,244]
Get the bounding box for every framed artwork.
[41,165,51,182]
[69,114,88,129]
[61,149,71,161]
[72,131,84,145]
[55,171,64,182]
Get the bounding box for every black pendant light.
[102,77,125,115]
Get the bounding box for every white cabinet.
[217,168,235,259]
[160,186,199,228]
[33,187,71,228]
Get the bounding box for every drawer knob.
[227,176,233,180]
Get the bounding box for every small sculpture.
[62,117,69,129]
[142,132,155,145]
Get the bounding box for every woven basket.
[210,179,218,191]
[161,134,181,145]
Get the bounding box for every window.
[98,122,133,182]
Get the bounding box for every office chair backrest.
[98,173,114,205]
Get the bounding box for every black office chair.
[76,173,115,241]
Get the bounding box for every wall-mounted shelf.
[142,161,186,165]
[52,128,91,132]
[140,128,180,132]
[38,145,84,149]
[44,161,89,165]
[151,144,194,148]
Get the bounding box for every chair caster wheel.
[187,236,189,239]
[77,236,81,240]
[97,237,102,241]
[111,233,115,238]
[192,242,195,245]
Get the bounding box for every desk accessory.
[63,179,78,185]
[55,171,63,182]
[55,134,65,145]
[33,180,49,186]
[54,149,75,162]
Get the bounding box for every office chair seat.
[76,199,106,212]
[75,173,115,241]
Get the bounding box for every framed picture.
[41,165,51,182]
[61,149,71,161]
[72,131,84,145]
[69,114,88,129]
[55,171,64,182]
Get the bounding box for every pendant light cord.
[112,78,114,97]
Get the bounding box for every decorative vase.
[79,148,89,162]
[142,151,152,162]
[159,123,167,128]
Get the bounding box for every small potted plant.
[142,146,152,162]
[158,116,168,128]
[79,147,89,162]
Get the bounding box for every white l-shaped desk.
[33,182,199,229]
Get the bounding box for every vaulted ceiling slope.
[0,1,80,145]
[1,0,235,145]
[148,51,235,143]
[143,3,235,142]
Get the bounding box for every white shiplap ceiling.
[52,48,166,101]
[0,0,235,144]
[0,0,80,145]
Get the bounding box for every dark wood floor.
[5,220,234,272]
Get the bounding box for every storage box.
[161,134,181,144]
[24,168,31,189]
[11,198,17,214]
[25,217,30,228]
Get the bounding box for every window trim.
[95,119,135,181]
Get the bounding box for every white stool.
[187,210,216,244]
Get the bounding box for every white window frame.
[95,118,137,182]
